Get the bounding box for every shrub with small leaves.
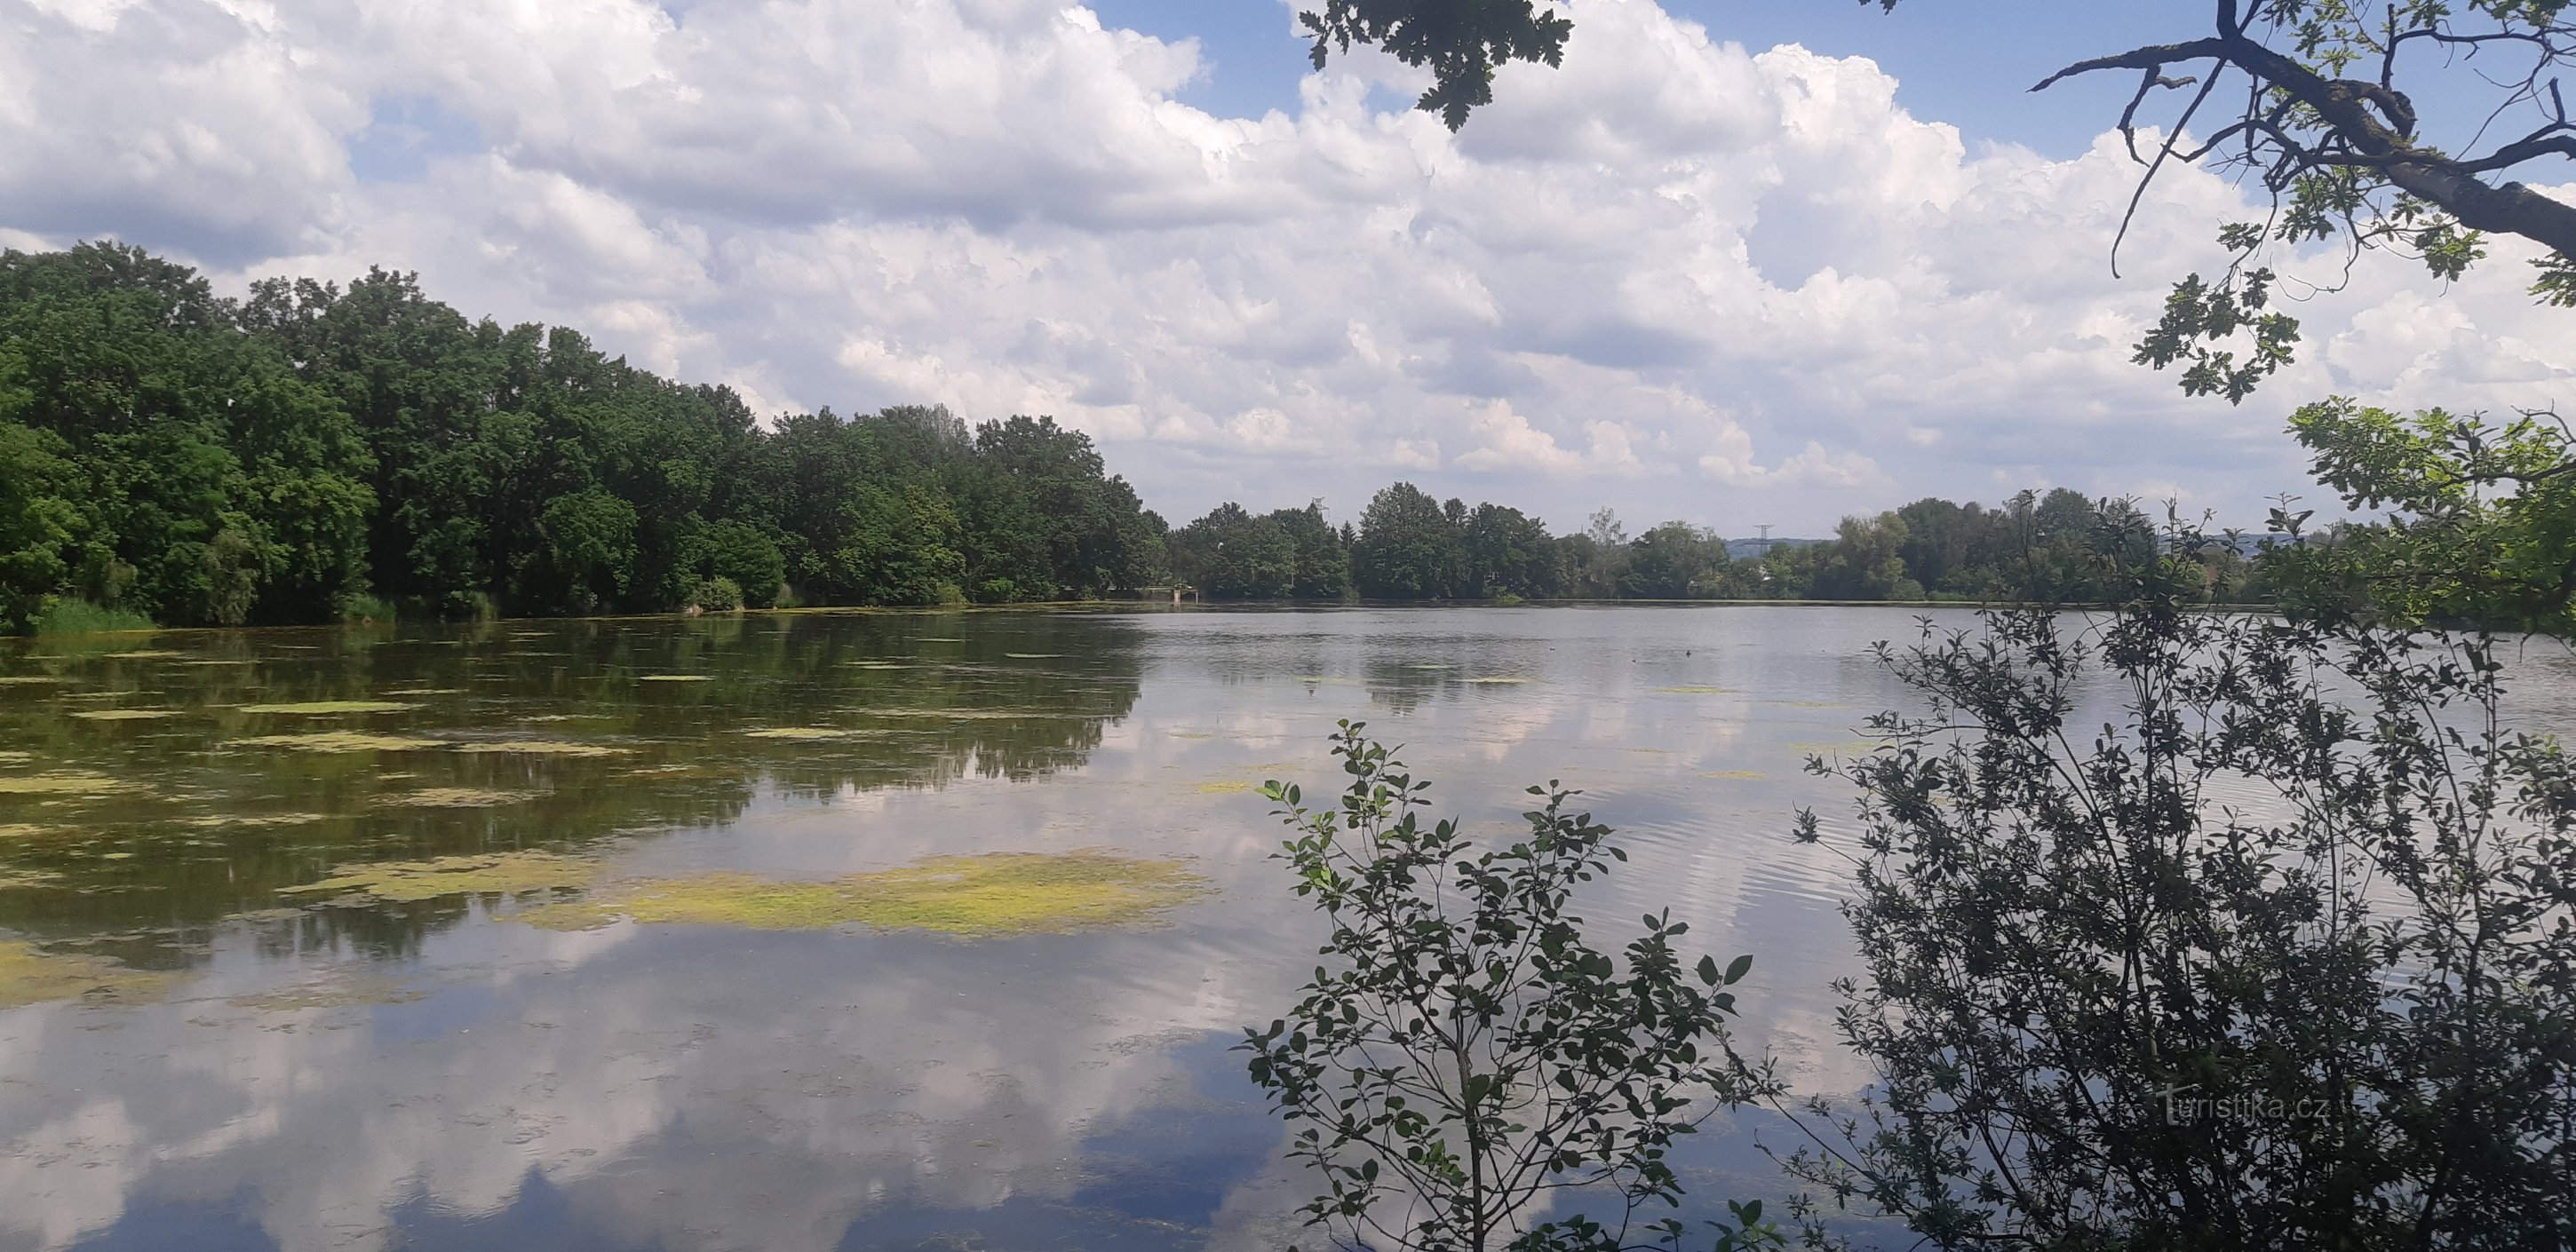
[1241,721,1781,1252]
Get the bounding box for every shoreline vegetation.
[6,243,2294,638]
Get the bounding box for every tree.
[2015,0,2576,402]
[1622,521,1728,599]
[1277,502,1356,600]
[1777,578,2576,1250]
[1241,723,1778,1252]
[1463,502,1562,598]
[1808,513,1917,601]
[2270,399,2576,634]
[1356,481,1464,599]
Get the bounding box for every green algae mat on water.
[236,701,418,715]
[520,852,1213,938]
[279,851,600,902]
[0,940,182,1010]
[270,848,1210,938]
[231,732,447,752]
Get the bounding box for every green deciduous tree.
[2271,399,2576,634]
[1356,482,1466,599]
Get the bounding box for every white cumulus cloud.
[4,0,2572,535]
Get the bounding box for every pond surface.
[1,606,2565,1252]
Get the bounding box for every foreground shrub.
[1780,601,2576,1250]
[1243,722,1779,1252]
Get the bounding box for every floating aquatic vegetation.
[845,662,911,670]
[279,850,598,902]
[0,676,68,685]
[451,740,629,757]
[237,701,417,715]
[1194,780,1257,794]
[232,732,445,752]
[1655,685,1733,694]
[227,971,430,1011]
[0,940,182,1009]
[518,851,1211,937]
[637,674,712,683]
[1002,653,1063,659]
[0,825,51,839]
[743,727,878,741]
[383,687,463,696]
[0,772,132,796]
[864,709,1076,721]
[102,650,185,660]
[1700,770,1766,780]
[0,866,64,889]
[1464,677,1536,685]
[181,659,252,667]
[68,709,179,721]
[378,788,535,807]
[0,751,28,765]
[179,812,329,828]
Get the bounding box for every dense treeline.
[1170,483,2263,605]
[0,244,1165,630]
[1,242,2277,633]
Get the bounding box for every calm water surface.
[3,606,2566,1252]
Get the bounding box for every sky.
[5,0,2573,536]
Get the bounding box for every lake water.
[2,606,2565,1252]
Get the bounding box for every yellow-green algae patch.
[378,788,535,807]
[68,709,179,721]
[0,940,183,1009]
[279,850,598,902]
[452,740,628,757]
[1194,780,1257,794]
[0,752,30,764]
[228,971,430,1011]
[0,825,53,839]
[636,674,712,682]
[743,726,877,741]
[232,732,445,752]
[0,867,64,890]
[237,700,417,715]
[0,772,133,796]
[103,650,185,660]
[0,677,69,685]
[521,852,1212,937]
